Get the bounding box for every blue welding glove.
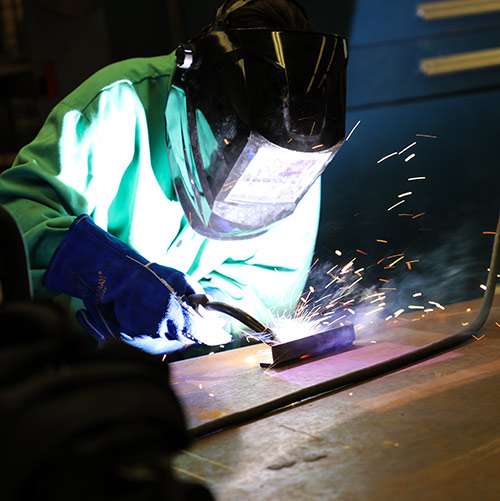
[44,215,232,354]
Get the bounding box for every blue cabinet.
[316,1,500,304]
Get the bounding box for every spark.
[480,284,487,290]
[310,121,317,135]
[424,308,434,312]
[379,278,389,283]
[346,120,361,141]
[223,138,231,145]
[496,322,500,328]
[208,393,215,397]
[356,249,368,255]
[412,212,425,219]
[366,307,384,315]
[398,191,412,198]
[416,133,437,138]
[394,309,405,317]
[332,315,347,324]
[483,231,496,235]
[408,176,426,181]
[398,213,414,217]
[344,276,363,289]
[404,153,416,162]
[428,301,445,310]
[162,354,167,362]
[462,322,470,326]
[408,305,425,310]
[312,144,324,149]
[347,308,355,315]
[388,255,405,267]
[388,200,406,211]
[325,277,338,289]
[398,141,417,155]
[388,252,404,259]
[354,267,365,274]
[335,249,342,256]
[199,384,203,389]
[377,239,388,243]
[406,259,419,270]
[413,292,422,297]
[377,152,397,163]
[222,179,238,192]
[341,258,356,274]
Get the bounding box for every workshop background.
[0,0,499,306]
[1,2,500,500]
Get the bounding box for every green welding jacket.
[0,53,321,332]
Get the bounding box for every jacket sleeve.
[198,178,321,332]
[0,84,141,298]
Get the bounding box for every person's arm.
[0,101,90,298]
[0,77,154,294]
[0,80,230,353]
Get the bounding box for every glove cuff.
[44,215,144,299]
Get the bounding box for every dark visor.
[167,29,348,239]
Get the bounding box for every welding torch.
[187,294,279,345]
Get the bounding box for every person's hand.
[45,215,232,354]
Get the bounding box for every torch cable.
[188,211,500,441]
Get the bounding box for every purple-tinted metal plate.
[260,324,355,368]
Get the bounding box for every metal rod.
[189,211,500,440]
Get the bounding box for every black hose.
[186,293,279,344]
[188,211,500,441]
[203,302,270,334]
[203,301,279,345]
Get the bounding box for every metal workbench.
[170,293,500,500]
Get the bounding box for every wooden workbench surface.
[170,294,500,500]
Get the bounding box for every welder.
[0,0,347,356]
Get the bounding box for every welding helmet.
[166,29,348,240]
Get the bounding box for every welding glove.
[44,215,232,354]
